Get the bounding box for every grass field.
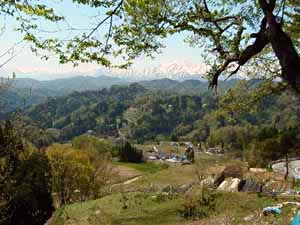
[113,161,169,174]
[48,152,298,225]
[48,190,297,225]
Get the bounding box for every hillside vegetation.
[2,79,300,225]
[0,77,237,116]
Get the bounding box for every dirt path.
[111,165,142,187]
[122,176,142,185]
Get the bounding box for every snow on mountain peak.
[99,61,208,81]
[158,61,208,75]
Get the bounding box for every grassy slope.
[48,153,297,225]
[50,192,183,225]
[49,191,295,225]
[113,162,168,174]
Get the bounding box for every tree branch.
[209,56,238,88]
[238,17,269,66]
[259,0,300,88]
[80,0,123,43]
[101,14,113,58]
[209,17,269,88]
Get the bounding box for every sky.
[0,0,206,80]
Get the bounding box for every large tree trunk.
[266,14,300,86]
[259,0,300,90]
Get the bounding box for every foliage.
[118,142,143,163]
[0,78,235,116]
[4,78,299,168]
[246,127,300,167]
[208,125,256,152]
[0,121,23,190]
[46,143,114,206]
[2,0,300,93]
[4,153,54,225]
[20,84,146,141]
[246,137,282,168]
[179,189,217,220]
[0,121,53,225]
[24,84,211,143]
[72,135,113,155]
[5,80,239,145]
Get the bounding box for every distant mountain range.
[12,76,128,93]
[96,61,207,81]
[0,75,239,116]
[0,76,128,114]
[7,61,208,81]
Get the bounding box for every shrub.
[118,142,143,163]
[245,138,281,167]
[47,144,115,205]
[179,188,217,220]
[5,153,54,225]
[0,121,53,225]
[72,135,113,155]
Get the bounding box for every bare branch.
[101,14,113,58]
[80,0,123,43]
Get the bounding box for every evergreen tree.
[5,153,53,225]
[119,142,143,163]
[0,121,53,225]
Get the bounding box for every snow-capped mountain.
[96,61,208,81]
[4,61,208,81]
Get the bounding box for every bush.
[47,144,115,205]
[245,138,281,167]
[0,121,53,225]
[179,188,217,220]
[118,142,143,163]
[72,135,113,155]
[5,153,54,225]
[207,125,255,152]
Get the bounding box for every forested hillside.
[0,76,128,115]
[1,77,240,116]
[9,80,299,163]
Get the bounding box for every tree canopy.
[0,121,53,225]
[1,0,299,92]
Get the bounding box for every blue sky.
[0,0,205,80]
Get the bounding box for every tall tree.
[5,153,53,225]
[0,121,53,225]
[46,143,114,205]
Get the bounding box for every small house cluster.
[146,143,195,165]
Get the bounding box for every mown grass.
[113,161,168,174]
